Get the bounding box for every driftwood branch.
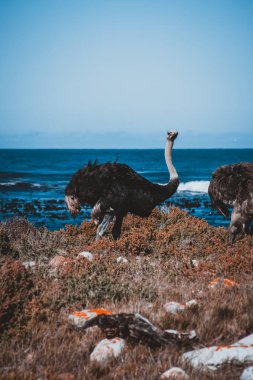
[77,312,196,348]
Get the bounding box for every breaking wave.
[0,181,46,191]
[178,181,210,193]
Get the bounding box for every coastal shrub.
[0,258,34,335]
[0,207,252,379]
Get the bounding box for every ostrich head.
[65,193,81,218]
[167,130,178,141]
[65,170,82,218]
[65,161,100,218]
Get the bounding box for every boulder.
[68,308,112,328]
[183,334,253,370]
[90,337,125,364]
[241,367,253,380]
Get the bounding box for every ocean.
[0,149,252,230]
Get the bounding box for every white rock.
[161,367,189,379]
[164,302,185,314]
[116,256,128,264]
[22,261,36,269]
[165,329,181,338]
[191,259,199,267]
[90,338,125,364]
[68,309,112,328]
[188,330,197,340]
[165,329,197,340]
[241,367,253,380]
[183,334,253,370]
[77,251,93,262]
[185,299,198,308]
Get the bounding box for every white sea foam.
[178,181,210,193]
[0,181,43,188]
[33,183,42,187]
[0,182,17,186]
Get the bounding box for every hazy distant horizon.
[1,147,253,151]
[1,1,253,149]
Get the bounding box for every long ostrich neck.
[165,138,178,181]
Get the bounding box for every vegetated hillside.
[0,207,252,380]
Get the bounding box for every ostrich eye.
[71,195,76,200]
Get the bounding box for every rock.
[165,329,197,341]
[72,312,197,347]
[116,256,128,264]
[188,330,197,340]
[185,299,198,308]
[68,308,112,328]
[49,255,72,270]
[164,329,181,338]
[182,334,253,370]
[164,302,185,314]
[90,337,125,364]
[208,277,239,289]
[77,251,93,262]
[161,367,189,379]
[25,352,35,364]
[164,299,198,315]
[22,261,36,270]
[164,302,183,314]
[191,259,199,267]
[241,367,253,380]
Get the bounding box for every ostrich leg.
[96,208,115,241]
[229,206,242,243]
[112,214,124,240]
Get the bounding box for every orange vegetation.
[0,207,253,379]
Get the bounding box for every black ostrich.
[65,131,179,240]
[208,162,253,242]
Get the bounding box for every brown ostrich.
[65,131,179,240]
[208,162,253,242]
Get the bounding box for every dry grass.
[0,207,253,379]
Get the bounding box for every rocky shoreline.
[0,194,228,230]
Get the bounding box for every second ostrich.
[208,162,253,242]
[65,131,179,240]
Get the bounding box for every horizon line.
[0,147,253,150]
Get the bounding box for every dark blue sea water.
[0,149,252,230]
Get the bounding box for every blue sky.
[0,0,253,148]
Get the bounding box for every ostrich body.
[208,162,253,242]
[65,131,179,240]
